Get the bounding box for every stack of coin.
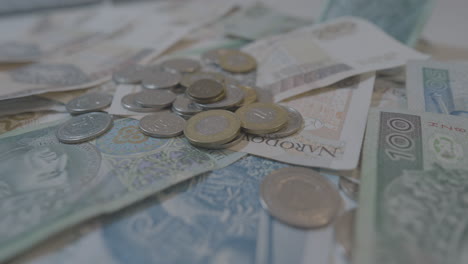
[235,102,289,134]
[121,90,176,112]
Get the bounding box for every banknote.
[0,112,68,135]
[371,77,406,108]
[0,0,234,101]
[319,0,435,46]
[0,96,65,117]
[10,155,353,264]
[232,73,375,170]
[354,108,468,264]
[223,2,312,40]
[243,16,427,102]
[0,118,245,262]
[406,60,468,117]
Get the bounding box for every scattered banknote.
[406,60,468,117]
[0,96,65,117]
[319,0,435,46]
[0,118,245,262]
[10,155,353,264]
[0,112,68,135]
[355,108,468,264]
[371,77,406,108]
[0,0,234,101]
[243,16,427,102]
[0,0,99,16]
[223,2,312,40]
[232,73,375,170]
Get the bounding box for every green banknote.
[355,108,468,264]
[0,118,245,262]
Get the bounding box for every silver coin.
[172,94,203,115]
[56,112,113,144]
[201,49,230,65]
[260,167,342,229]
[121,93,163,113]
[162,58,201,73]
[139,112,186,138]
[65,92,113,115]
[261,106,303,138]
[339,177,359,201]
[141,71,182,89]
[196,81,245,109]
[134,90,176,108]
[334,209,356,260]
[112,65,147,84]
[180,71,225,88]
[186,79,225,101]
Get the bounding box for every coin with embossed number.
[162,58,201,74]
[235,102,288,134]
[139,112,186,138]
[219,50,257,73]
[260,167,342,229]
[141,71,181,89]
[66,92,113,115]
[261,106,303,138]
[134,90,176,108]
[334,209,356,260]
[184,110,241,146]
[121,93,163,113]
[56,112,113,144]
[186,79,225,103]
[196,81,245,110]
[112,65,147,84]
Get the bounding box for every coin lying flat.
[238,85,257,106]
[134,90,176,108]
[260,167,342,229]
[261,106,303,138]
[162,58,201,73]
[197,81,245,110]
[186,79,225,103]
[190,132,244,149]
[139,112,186,138]
[219,50,257,73]
[334,209,356,260]
[121,93,163,113]
[184,110,241,145]
[235,102,288,134]
[112,65,147,84]
[56,112,113,144]
[201,48,230,65]
[172,94,203,115]
[66,92,113,115]
[141,71,181,89]
[180,71,225,88]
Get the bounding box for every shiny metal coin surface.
[162,58,200,73]
[218,50,257,73]
[196,81,245,110]
[134,90,176,108]
[262,106,303,138]
[190,132,244,149]
[172,94,203,115]
[56,112,113,144]
[235,102,288,134]
[141,71,181,89]
[186,79,225,101]
[184,110,241,145]
[66,92,113,114]
[139,112,186,138]
[180,71,225,88]
[121,93,163,113]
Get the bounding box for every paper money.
[319,0,435,46]
[0,0,234,101]
[232,73,375,170]
[0,118,245,262]
[223,2,312,40]
[371,77,406,108]
[0,96,65,117]
[243,17,427,102]
[406,60,468,117]
[0,112,67,135]
[355,108,468,264]
[10,155,353,264]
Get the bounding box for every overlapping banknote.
[355,108,468,264]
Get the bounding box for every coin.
[184,110,241,145]
[141,71,181,89]
[261,106,303,138]
[339,177,359,201]
[235,102,288,134]
[201,48,230,65]
[180,71,225,88]
[66,92,113,115]
[190,132,244,149]
[121,93,163,112]
[196,81,245,110]
[260,167,342,229]
[334,209,356,259]
[238,85,257,106]
[218,50,257,73]
[56,112,113,144]
[134,90,176,108]
[112,65,147,84]
[172,94,203,115]
[162,58,201,73]
[139,112,186,138]
[186,79,225,102]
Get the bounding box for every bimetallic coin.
[141,71,181,89]
[334,209,356,260]
[162,58,200,73]
[66,92,113,114]
[172,94,203,115]
[238,85,257,106]
[134,90,176,108]
[260,167,342,229]
[235,102,288,134]
[112,65,147,84]
[139,112,186,138]
[56,112,113,144]
[196,81,245,110]
[186,79,225,102]
[219,50,257,73]
[201,48,230,65]
[262,106,303,138]
[121,93,163,113]
[190,132,244,149]
[184,110,241,145]
[180,71,225,88]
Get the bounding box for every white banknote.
[243,16,427,102]
[232,72,375,170]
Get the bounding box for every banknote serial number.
[427,122,466,133]
[384,117,416,161]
